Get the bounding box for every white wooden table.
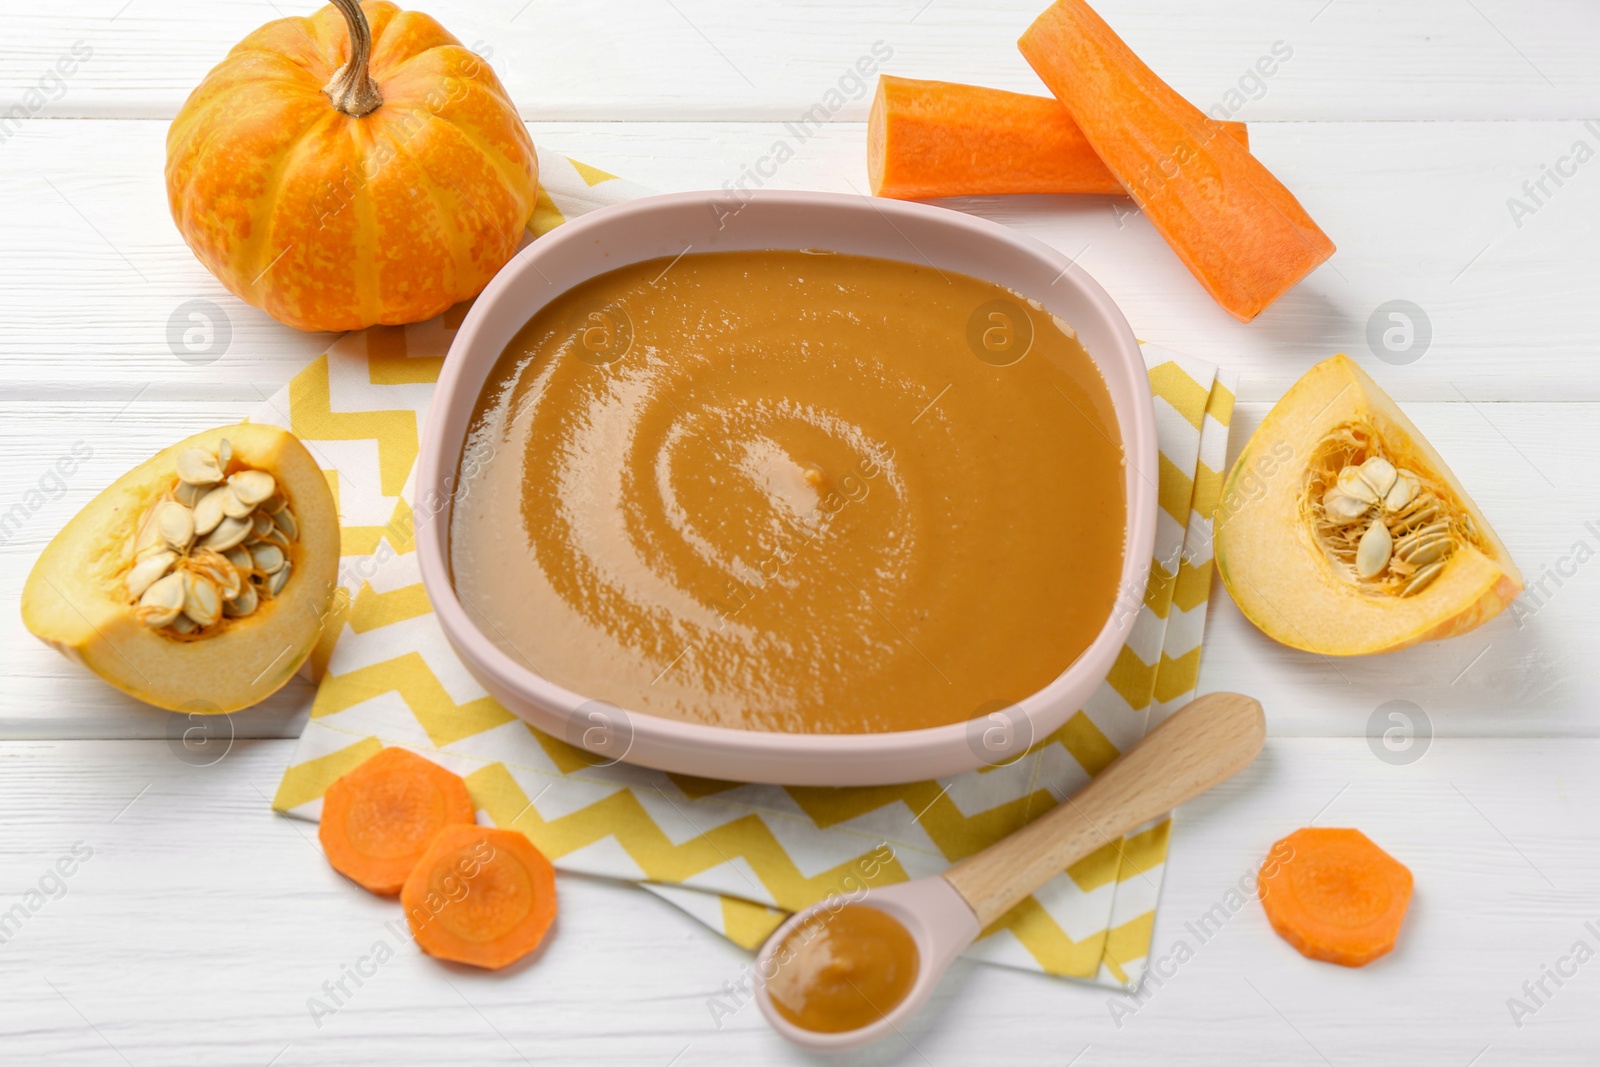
[4,2,1598,1063]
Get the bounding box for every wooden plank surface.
[2,1,1597,1063]
[3,118,1598,402]
[0,737,1592,1065]
[2,0,1596,121]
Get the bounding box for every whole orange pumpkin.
[166,0,539,332]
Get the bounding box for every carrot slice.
[318,747,475,896]
[1258,827,1413,967]
[868,74,1248,201]
[402,825,557,970]
[1018,0,1334,321]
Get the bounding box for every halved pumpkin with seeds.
[22,423,339,712]
[1215,355,1521,655]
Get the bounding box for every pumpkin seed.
[183,572,223,628]
[1399,536,1453,568]
[228,470,276,508]
[176,447,224,486]
[136,572,186,628]
[224,583,259,618]
[1397,520,1451,546]
[1322,486,1370,524]
[1388,503,1439,536]
[225,547,254,574]
[155,501,195,551]
[262,493,287,515]
[126,550,177,600]
[199,514,251,552]
[1357,457,1398,498]
[272,507,298,540]
[1403,559,1447,596]
[268,563,291,597]
[175,480,203,508]
[252,512,275,540]
[221,486,255,520]
[251,544,286,575]
[192,551,242,601]
[217,438,232,472]
[1355,520,1393,579]
[1336,466,1380,505]
[170,614,199,635]
[192,486,230,536]
[1383,473,1415,512]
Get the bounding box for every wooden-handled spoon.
[755,692,1267,1051]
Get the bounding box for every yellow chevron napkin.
[259,145,1237,990]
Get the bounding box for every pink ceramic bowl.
[415,190,1156,786]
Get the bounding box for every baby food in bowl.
[416,189,1156,784]
[448,248,1126,735]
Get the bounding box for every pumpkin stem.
[323,0,383,118]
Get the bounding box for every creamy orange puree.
[767,905,920,1033]
[450,250,1124,733]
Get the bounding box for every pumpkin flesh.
[22,424,340,713]
[1214,355,1521,656]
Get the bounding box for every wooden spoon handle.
[943,692,1266,928]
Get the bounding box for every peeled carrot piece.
[1258,828,1413,967]
[868,74,1249,201]
[318,747,475,896]
[402,825,557,970]
[1019,0,1334,321]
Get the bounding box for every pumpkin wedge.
[1215,356,1521,655]
[22,424,340,712]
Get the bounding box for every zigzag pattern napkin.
[257,145,1237,989]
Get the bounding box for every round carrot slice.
[1258,827,1413,967]
[402,825,557,970]
[318,747,475,896]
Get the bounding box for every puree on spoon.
[449,250,1125,734]
[766,904,920,1033]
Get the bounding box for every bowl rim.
[415,188,1158,776]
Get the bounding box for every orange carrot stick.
[1019,0,1334,321]
[402,825,558,970]
[1258,828,1413,967]
[318,747,475,896]
[868,74,1249,201]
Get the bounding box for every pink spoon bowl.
[754,878,981,1054]
[415,189,1158,786]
